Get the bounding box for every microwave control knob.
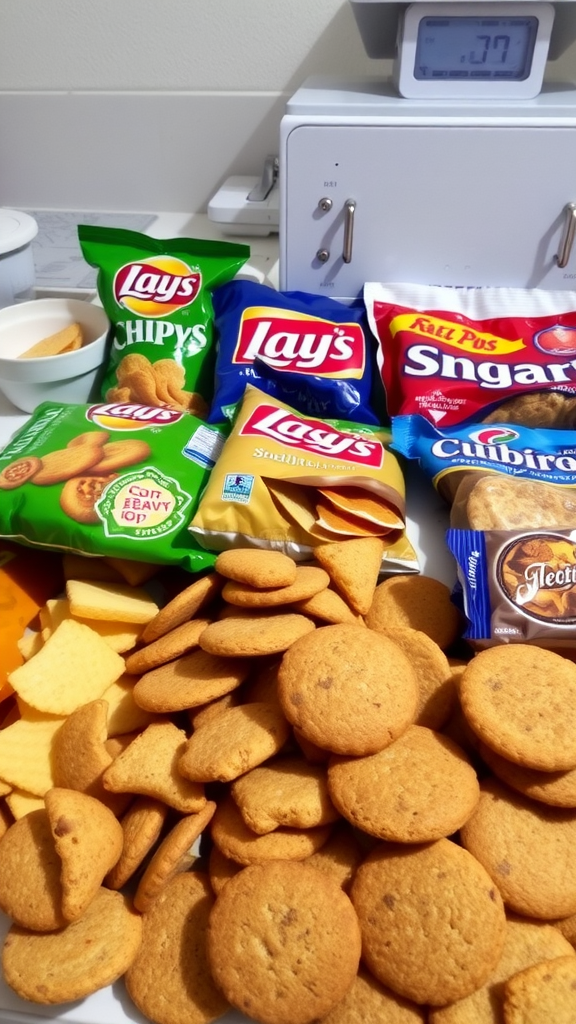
[318,198,333,212]
[316,248,330,263]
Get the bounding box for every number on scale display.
[414,16,538,80]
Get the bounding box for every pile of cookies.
[1,544,576,1024]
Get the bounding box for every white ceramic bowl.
[0,297,110,413]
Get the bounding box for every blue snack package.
[208,280,381,425]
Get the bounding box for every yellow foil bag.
[190,385,419,571]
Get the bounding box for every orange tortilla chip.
[318,486,404,530]
[314,537,386,616]
[313,498,392,539]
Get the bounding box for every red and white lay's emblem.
[114,257,201,318]
[240,403,383,467]
[233,307,365,377]
[87,402,183,430]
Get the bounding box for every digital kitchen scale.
[279,0,576,300]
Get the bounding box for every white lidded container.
[0,209,38,308]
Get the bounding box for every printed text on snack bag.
[239,404,383,468]
[234,308,365,376]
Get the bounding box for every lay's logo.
[234,307,365,377]
[87,402,183,430]
[114,257,201,318]
[240,403,383,467]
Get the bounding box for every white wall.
[0,0,377,213]
[2,0,576,215]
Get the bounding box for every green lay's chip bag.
[0,400,227,573]
[78,225,250,419]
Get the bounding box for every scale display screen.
[414,15,538,80]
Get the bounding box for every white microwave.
[279,76,576,301]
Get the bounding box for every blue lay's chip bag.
[207,280,382,425]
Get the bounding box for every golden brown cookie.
[292,586,364,625]
[351,838,507,1006]
[44,787,124,922]
[188,689,244,730]
[2,887,142,1004]
[105,796,169,890]
[482,390,576,429]
[133,802,217,913]
[327,725,479,842]
[30,444,103,486]
[140,572,222,644]
[365,574,462,650]
[460,777,576,919]
[123,617,212,674]
[199,610,316,657]
[102,720,207,813]
[479,741,576,808]
[59,473,117,524]
[303,821,365,892]
[221,565,329,608]
[465,474,576,530]
[0,808,66,931]
[178,701,291,783]
[206,859,362,1024]
[0,455,43,489]
[125,871,229,1024]
[459,645,576,771]
[321,965,426,1024]
[210,793,332,866]
[51,699,129,817]
[429,914,576,1024]
[380,627,457,730]
[215,548,298,588]
[87,438,152,474]
[133,647,250,713]
[277,623,418,756]
[503,955,576,1024]
[231,755,340,834]
[208,843,242,895]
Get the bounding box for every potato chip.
[8,618,126,715]
[318,486,404,529]
[66,579,159,624]
[0,711,65,796]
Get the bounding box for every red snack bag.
[364,283,576,428]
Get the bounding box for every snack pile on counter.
[2,228,576,1023]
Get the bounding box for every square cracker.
[8,618,126,715]
[66,579,159,624]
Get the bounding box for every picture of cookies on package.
[78,225,250,421]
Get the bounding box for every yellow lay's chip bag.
[190,385,418,572]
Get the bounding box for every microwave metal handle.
[556,202,576,269]
[343,199,356,264]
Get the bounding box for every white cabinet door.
[281,122,576,299]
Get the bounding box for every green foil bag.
[0,401,226,572]
[78,225,250,419]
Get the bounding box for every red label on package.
[233,308,365,377]
[239,401,384,467]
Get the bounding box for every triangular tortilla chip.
[313,537,386,616]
